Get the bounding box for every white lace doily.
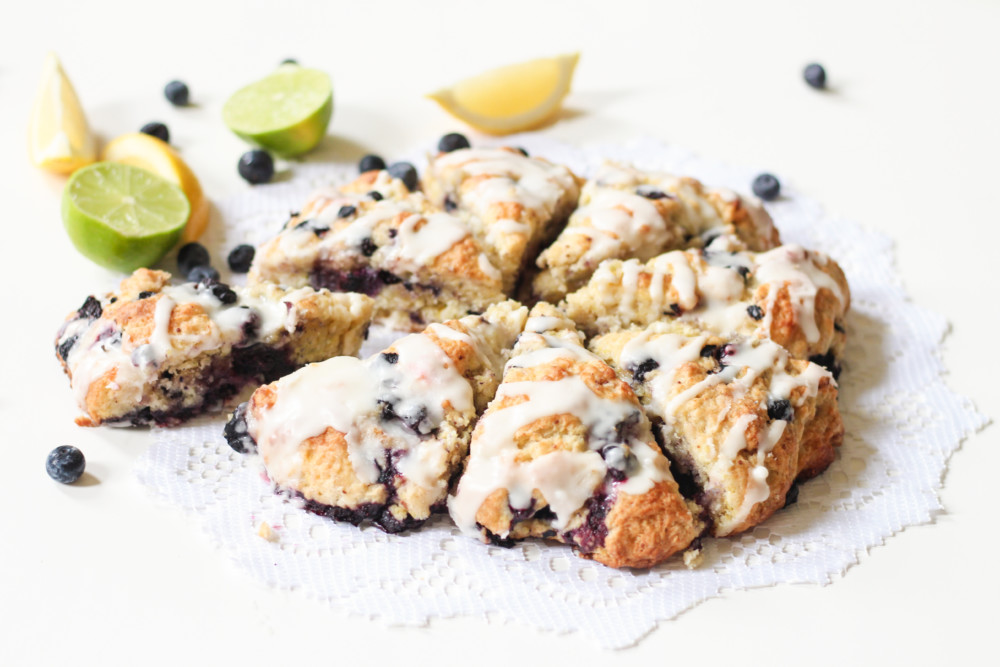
[135,135,987,649]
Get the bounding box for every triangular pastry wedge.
[449,304,702,568]
[226,301,528,532]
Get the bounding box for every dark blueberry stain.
[809,351,842,380]
[360,237,377,257]
[630,358,659,383]
[767,398,794,422]
[77,296,102,320]
[747,304,764,320]
[337,205,356,218]
[381,352,399,364]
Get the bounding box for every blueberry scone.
[531,163,781,302]
[55,269,373,427]
[562,236,850,372]
[589,321,843,536]
[421,147,582,294]
[449,304,703,569]
[249,169,506,331]
[225,301,528,532]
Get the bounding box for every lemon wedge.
[102,132,210,242]
[28,53,97,174]
[427,53,579,135]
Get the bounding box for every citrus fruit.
[62,162,191,273]
[426,53,580,135]
[102,132,210,242]
[28,53,96,174]
[222,66,333,157]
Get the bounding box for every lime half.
[223,67,333,157]
[62,162,190,273]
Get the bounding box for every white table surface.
[2,1,996,664]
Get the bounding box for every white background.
[1,0,996,664]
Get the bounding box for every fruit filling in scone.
[226,301,527,532]
[249,169,506,331]
[55,268,373,427]
[449,304,703,569]
[531,162,781,302]
[589,321,843,536]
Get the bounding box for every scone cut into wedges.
[563,235,850,372]
[226,301,528,533]
[589,321,843,536]
[531,162,781,302]
[449,303,703,569]
[55,269,373,427]
[249,168,507,331]
[421,146,582,294]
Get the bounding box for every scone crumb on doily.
[257,522,278,542]
[683,545,703,569]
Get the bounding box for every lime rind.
[222,68,333,157]
[62,162,190,272]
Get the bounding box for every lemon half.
[427,53,579,135]
[28,53,96,174]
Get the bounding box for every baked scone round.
[55,269,373,426]
[227,301,527,531]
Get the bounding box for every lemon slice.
[102,132,210,242]
[28,53,97,174]
[223,66,333,157]
[427,53,579,135]
[62,162,190,273]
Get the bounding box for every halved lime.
[222,67,333,157]
[62,162,190,273]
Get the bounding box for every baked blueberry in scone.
[54,269,374,427]
[531,162,781,302]
[421,146,582,294]
[588,321,843,537]
[449,303,703,569]
[562,235,850,368]
[249,168,507,331]
[226,301,528,532]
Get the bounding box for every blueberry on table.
[387,161,418,191]
[46,446,86,484]
[140,121,170,143]
[752,173,781,201]
[238,150,274,185]
[227,244,256,273]
[177,242,210,277]
[358,154,386,173]
[188,264,220,284]
[803,63,827,90]
[438,132,470,153]
[164,80,190,106]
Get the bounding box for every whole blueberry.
[140,121,170,143]
[227,244,256,273]
[209,281,238,304]
[238,150,275,185]
[387,161,418,191]
[337,205,356,218]
[164,80,190,106]
[358,154,386,173]
[803,63,827,90]
[46,446,86,484]
[188,264,220,284]
[177,242,210,277]
[438,132,470,153]
[752,173,781,201]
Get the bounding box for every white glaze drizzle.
[754,244,845,343]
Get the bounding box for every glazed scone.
[449,304,703,569]
[531,163,781,302]
[589,321,843,536]
[226,301,528,532]
[562,236,850,370]
[249,169,506,331]
[421,147,582,294]
[55,269,373,427]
